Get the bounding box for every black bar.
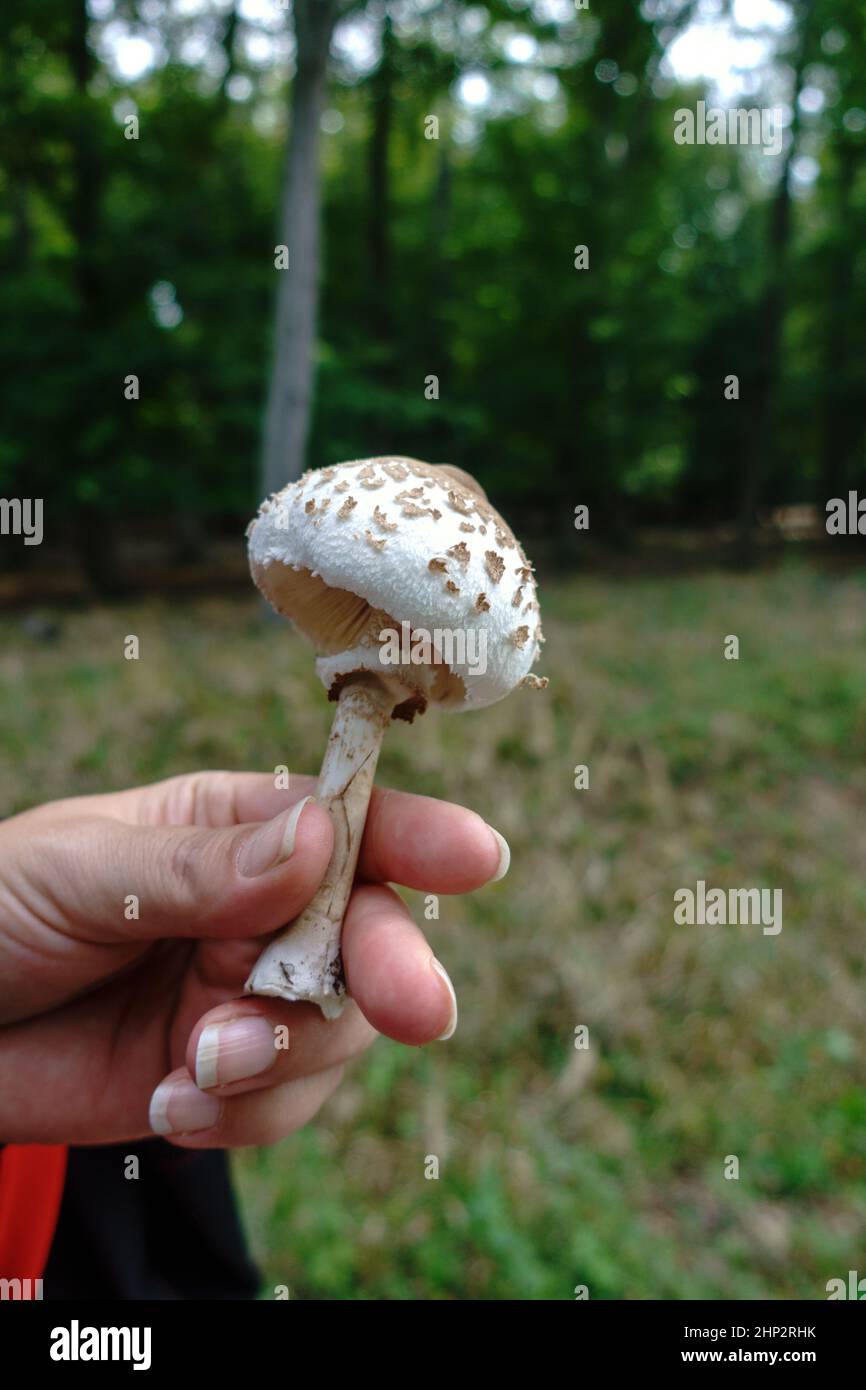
[0,1297,859,1374]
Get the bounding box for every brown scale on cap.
[345,460,384,490]
[428,558,448,574]
[475,593,490,612]
[416,467,523,553]
[447,541,471,567]
[380,460,411,482]
[373,506,397,533]
[484,551,505,584]
[338,497,357,520]
[446,489,474,517]
[401,501,442,520]
[405,459,442,487]
[511,626,530,649]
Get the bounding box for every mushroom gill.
[252,561,466,707]
[251,563,386,653]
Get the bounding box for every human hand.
[0,771,507,1147]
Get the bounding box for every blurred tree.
[736,0,814,565]
[367,6,395,351]
[260,0,341,496]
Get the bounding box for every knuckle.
[161,829,215,916]
[160,770,235,827]
[192,770,237,826]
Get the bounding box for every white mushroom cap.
[247,456,546,717]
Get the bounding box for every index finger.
[113,771,509,894]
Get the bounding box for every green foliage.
[1,0,863,552]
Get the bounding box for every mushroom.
[244,455,547,1017]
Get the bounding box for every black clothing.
[43,1141,259,1300]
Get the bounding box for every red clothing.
[0,1144,67,1282]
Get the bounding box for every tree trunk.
[218,4,239,100]
[367,11,394,347]
[819,140,857,501]
[736,0,813,566]
[68,0,125,594]
[735,178,791,566]
[260,0,337,497]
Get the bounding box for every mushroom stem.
[244,675,393,1018]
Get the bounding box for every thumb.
[28,796,335,944]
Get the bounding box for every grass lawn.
[3,560,865,1298]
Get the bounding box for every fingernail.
[239,796,314,878]
[195,1015,279,1089]
[149,1077,222,1136]
[486,824,511,881]
[430,957,458,1041]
